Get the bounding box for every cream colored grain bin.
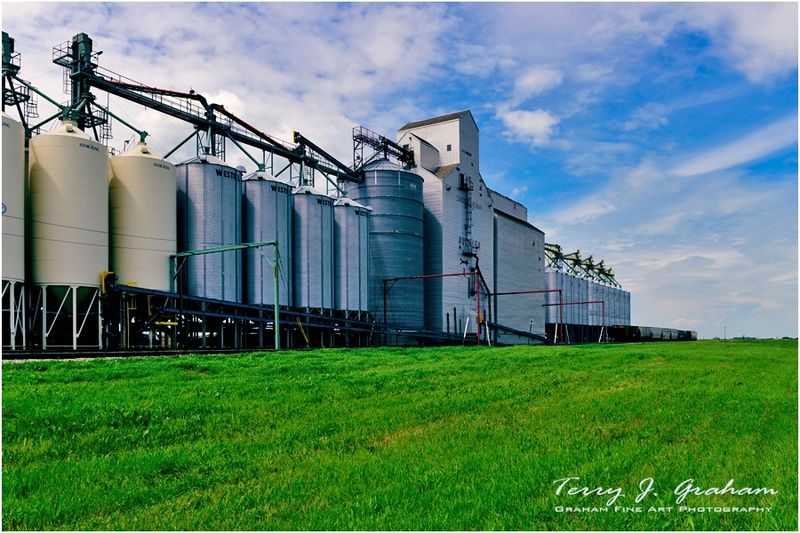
[28,121,109,287]
[109,142,176,290]
[2,112,25,283]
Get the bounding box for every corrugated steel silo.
[334,197,371,313]
[346,159,424,329]
[293,186,334,310]
[29,121,108,287]
[109,142,176,291]
[558,272,567,324]
[243,172,293,306]
[2,113,25,284]
[545,270,559,324]
[587,281,598,326]
[624,291,631,325]
[576,276,589,325]
[610,286,619,325]
[176,156,242,302]
[565,274,574,325]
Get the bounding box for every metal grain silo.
[587,281,598,326]
[559,272,570,324]
[29,121,108,287]
[293,186,334,310]
[243,172,293,306]
[545,270,559,324]
[176,155,242,302]
[575,276,589,325]
[623,291,631,325]
[606,286,620,326]
[600,284,609,326]
[109,142,176,291]
[599,282,608,326]
[556,272,572,325]
[563,272,573,325]
[346,159,424,330]
[2,112,25,285]
[334,197,371,314]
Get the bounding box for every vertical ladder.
[459,173,475,256]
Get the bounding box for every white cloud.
[638,211,688,236]
[513,66,563,102]
[1,2,458,170]
[671,115,798,177]
[574,63,614,83]
[549,196,618,224]
[683,3,798,83]
[565,141,636,177]
[622,103,670,132]
[536,151,797,338]
[623,158,668,189]
[496,107,560,147]
[451,43,519,77]
[510,185,528,198]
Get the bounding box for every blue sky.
[3,2,797,337]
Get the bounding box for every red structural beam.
[492,288,564,343]
[384,272,479,282]
[543,300,606,343]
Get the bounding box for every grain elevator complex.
[2,32,696,354]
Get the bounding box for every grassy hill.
[2,340,797,530]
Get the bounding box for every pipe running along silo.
[334,197,371,315]
[293,186,334,311]
[2,113,26,349]
[109,142,176,291]
[242,171,293,307]
[346,159,424,330]
[176,155,242,303]
[28,120,109,349]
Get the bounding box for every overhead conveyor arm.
[210,103,291,152]
[50,32,361,182]
[293,131,360,180]
[87,76,212,129]
[87,76,359,181]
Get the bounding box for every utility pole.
[724,326,727,341]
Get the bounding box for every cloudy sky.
[3,2,797,338]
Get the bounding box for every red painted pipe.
[492,288,564,343]
[543,300,607,343]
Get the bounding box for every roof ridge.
[398,110,472,131]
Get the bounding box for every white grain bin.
[109,142,177,291]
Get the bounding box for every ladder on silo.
[459,173,475,257]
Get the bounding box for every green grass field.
[2,340,797,530]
